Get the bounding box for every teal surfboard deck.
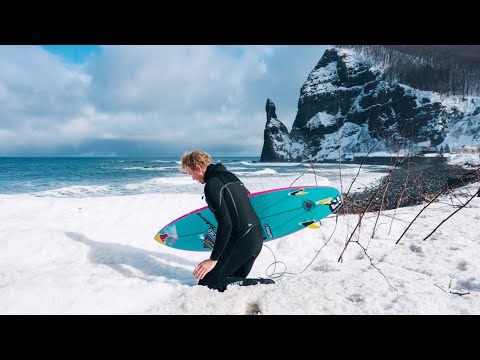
[154,186,342,252]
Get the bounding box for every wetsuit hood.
[204,163,228,183]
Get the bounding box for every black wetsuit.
[198,163,263,291]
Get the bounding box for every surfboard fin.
[300,220,321,229]
[316,197,333,205]
[289,189,309,196]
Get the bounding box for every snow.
[440,115,480,151]
[266,118,291,159]
[311,122,385,161]
[354,150,410,157]
[306,112,336,129]
[336,47,374,73]
[289,140,305,160]
[420,153,443,157]
[303,61,338,96]
[301,47,377,101]
[1,171,479,314]
[447,153,480,167]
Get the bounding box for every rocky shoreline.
[341,162,480,214]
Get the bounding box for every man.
[181,150,274,292]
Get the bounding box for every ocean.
[0,157,389,197]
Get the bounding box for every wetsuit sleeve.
[205,179,233,261]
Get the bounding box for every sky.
[0,45,329,157]
[0,155,478,314]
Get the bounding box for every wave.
[235,168,279,176]
[152,160,179,163]
[234,161,305,167]
[123,166,179,171]
[34,185,119,198]
[32,177,202,198]
[223,167,250,171]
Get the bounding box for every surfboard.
[154,186,342,252]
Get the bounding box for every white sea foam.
[123,166,179,171]
[223,167,250,171]
[237,161,303,167]
[235,168,279,176]
[34,185,117,198]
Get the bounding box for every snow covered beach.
[0,158,479,314]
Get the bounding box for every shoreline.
[258,155,448,166]
[342,163,480,213]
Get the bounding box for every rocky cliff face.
[260,46,480,162]
[259,98,291,162]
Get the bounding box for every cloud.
[0,45,327,156]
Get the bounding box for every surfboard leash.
[263,161,335,279]
[263,212,340,279]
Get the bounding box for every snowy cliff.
[260,46,480,162]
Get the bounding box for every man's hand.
[193,259,218,281]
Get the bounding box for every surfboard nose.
[154,232,166,244]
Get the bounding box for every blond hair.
[181,150,212,173]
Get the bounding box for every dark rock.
[341,162,479,214]
[260,99,291,162]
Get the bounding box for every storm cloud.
[0,45,327,157]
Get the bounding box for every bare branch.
[338,156,408,261]
[289,167,310,187]
[354,242,398,294]
[422,189,479,241]
[396,168,480,244]
[310,162,318,186]
[344,139,381,197]
[389,155,413,235]
[371,150,406,239]
[449,291,470,296]
[433,283,447,293]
